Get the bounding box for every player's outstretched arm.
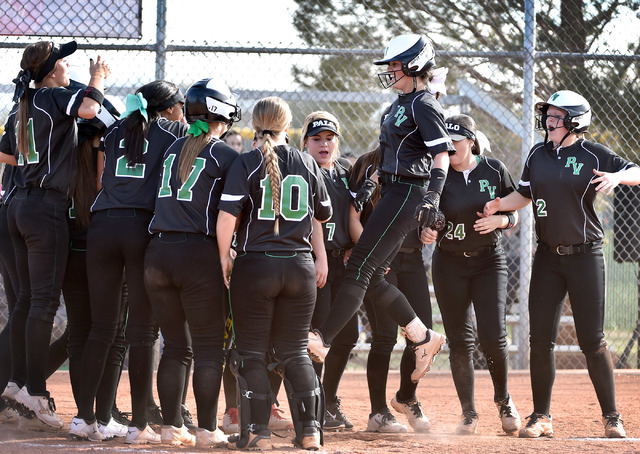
[216,210,237,289]
[592,167,640,195]
[482,192,530,217]
[311,219,328,289]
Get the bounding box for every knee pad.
[269,351,324,447]
[228,348,271,447]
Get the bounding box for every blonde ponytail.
[178,132,214,184]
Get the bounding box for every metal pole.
[517,0,536,370]
[155,0,167,81]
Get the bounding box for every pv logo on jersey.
[394,106,407,127]
[478,180,496,199]
[565,157,583,175]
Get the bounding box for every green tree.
[292,0,640,158]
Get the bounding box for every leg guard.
[227,348,271,449]
[269,351,324,447]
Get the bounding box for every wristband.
[83,86,104,105]
[427,167,446,195]
[504,212,516,229]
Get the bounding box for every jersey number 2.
[115,138,148,178]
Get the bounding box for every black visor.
[34,41,77,83]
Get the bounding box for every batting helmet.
[535,90,591,133]
[184,79,241,125]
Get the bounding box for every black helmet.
[67,75,121,144]
[184,79,241,125]
[77,97,121,144]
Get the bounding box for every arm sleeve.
[311,162,333,222]
[218,155,249,216]
[414,101,455,157]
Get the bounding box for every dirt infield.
[0,369,638,453]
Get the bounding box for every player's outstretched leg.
[404,318,446,382]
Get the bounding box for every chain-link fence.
[0,0,639,370]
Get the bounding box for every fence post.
[155,0,167,81]
[516,0,537,370]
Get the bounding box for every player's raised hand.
[89,55,111,79]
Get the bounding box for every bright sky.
[161,0,302,46]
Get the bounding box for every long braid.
[252,96,290,236]
[261,132,282,235]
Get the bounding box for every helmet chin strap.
[545,129,573,150]
[412,77,418,93]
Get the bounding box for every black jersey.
[149,137,239,236]
[319,157,353,251]
[517,139,637,247]
[438,156,516,252]
[91,117,187,212]
[218,145,332,253]
[0,88,86,196]
[0,164,19,205]
[378,89,455,178]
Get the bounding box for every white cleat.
[411,329,446,383]
[69,417,103,441]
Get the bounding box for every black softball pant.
[364,249,433,414]
[432,247,509,413]
[7,188,69,395]
[79,208,156,428]
[63,237,128,424]
[231,251,318,428]
[320,181,427,344]
[311,253,358,402]
[144,233,226,431]
[528,245,617,417]
[0,203,18,398]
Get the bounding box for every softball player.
[484,90,640,438]
[60,83,129,440]
[144,79,240,447]
[0,164,19,424]
[72,80,188,443]
[217,96,332,451]
[0,40,109,430]
[422,114,521,435]
[301,111,358,431]
[308,33,452,383]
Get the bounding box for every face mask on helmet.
[534,90,591,133]
[185,79,241,125]
[374,34,436,89]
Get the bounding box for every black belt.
[330,248,347,257]
[154,232,212,242]
[537,241,600,256]
[438,244,497,258]
[16,186,68,202]
[398,247,421,254]
[378,172,428,187]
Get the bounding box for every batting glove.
[414,191,442,229]
[353,178,377,213]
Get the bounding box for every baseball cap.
[305,118,339,137]
[35,40,78,83]
[446,121,475,142]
